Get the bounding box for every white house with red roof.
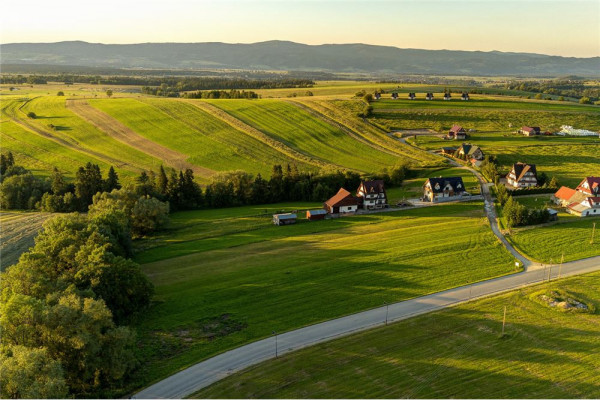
[553,177,600,217]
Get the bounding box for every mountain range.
[2,40,599,76]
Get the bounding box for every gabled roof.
[450,125,465,134]
[424,177,465,193]
[358,180,385,194]
[307,209,327,216]
[587,197,600,208]
[274,213,296,220]
[511,162,537,182]
[467,145,482,156]
[576,177,600,195]
[458,143,472,154]
[521,126,541,133]
[554,186,576,201]
[324,188,358,208]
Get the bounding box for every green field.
[207,99,403,173]
[88,98,311,179]
[131,202,517,389]
[14,97,163,176]
[197,271,600,399]
[509,217,600,263]
[409,133,600,188]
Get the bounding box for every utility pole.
[591,222,596,245]
[385,302,389,326]
[502,306,507,336]
[558,252,564,279]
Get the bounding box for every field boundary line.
[184,100,338,170]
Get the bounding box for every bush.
[26,112,36,119]
[57,91,64,96]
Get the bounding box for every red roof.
[576,177,600,196]
[450,125,465,134]
[554,186,576,201]
[324,188,358,208]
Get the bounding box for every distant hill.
[1,40,599,76]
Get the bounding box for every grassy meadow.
[130,202,518,389]
[196,271,600,399]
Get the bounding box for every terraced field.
[197,271,600,399]
[208,99,404,173]
[131,203,517,390]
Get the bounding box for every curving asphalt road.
[134,145,598,399]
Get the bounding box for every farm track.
[286,100,402,158]
[66,99,212,176]
[3,99,131,169]
[0,212,53,270]
[185,100,335,170]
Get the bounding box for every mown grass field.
[409,133,600,188]
[508,217,600,263]
[130,202,517,390]
[197,271,600,399]
[15,97,163,176]
[0,211,54,270]
[207,99,402,173]
[88,98,312,179]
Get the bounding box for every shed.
[306,209,327,221]
[324,188,359,214]
[273,213,297,226]
[547,208,558,221]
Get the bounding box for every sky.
[2,0,599,57]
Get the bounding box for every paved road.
[135,254,600,399]
[134,144,594,398]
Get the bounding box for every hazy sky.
[2,0,599,57]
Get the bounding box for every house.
[356,180,387,210]
[408,92,416,100]
[506,162,538,188]
[391,92,399,100]
[374,92,381,100]
[273,213,297,226]
[425,92,434,100]
[576,176,600,196]
[552,186,577,206]
[443,92,451,100]
[456,143,484,161]
[568,197,600,217]
[423,177,466,202]
[520,126,541,136]
[324,188,359,214]
[441,146,457,155]
[461,92,470,100]
[306,209,327,221]
[447,125,467,140]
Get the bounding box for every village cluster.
[374,92,470,100]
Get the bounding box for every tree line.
[0,74,314,90]
[0,196,159,397]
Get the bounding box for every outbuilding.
[324,188,359,214]
[306,209,327,221]
[273,213,297,226]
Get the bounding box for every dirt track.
[66,99,214,177]
[1,212,53,270]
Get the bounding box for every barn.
[306,209,327,221]
[324,188,359,214]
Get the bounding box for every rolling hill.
[2,40,599,76]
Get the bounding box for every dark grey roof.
[425,177,466,193]
[274,213,297,220]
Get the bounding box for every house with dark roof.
[324,188,359,214]
[443,92,451,100]
[461,92,470,101]
[356,180,387,210]
[456,143,484,161]
[408,92,416,100]
[423,177,467,202]
[374,92,381,100]
[507,162,538,188]
[447,125,467,140]
[520,126,541,136]
[441,146,457,155]
[391,92,399,100]
[425,92,434,100]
